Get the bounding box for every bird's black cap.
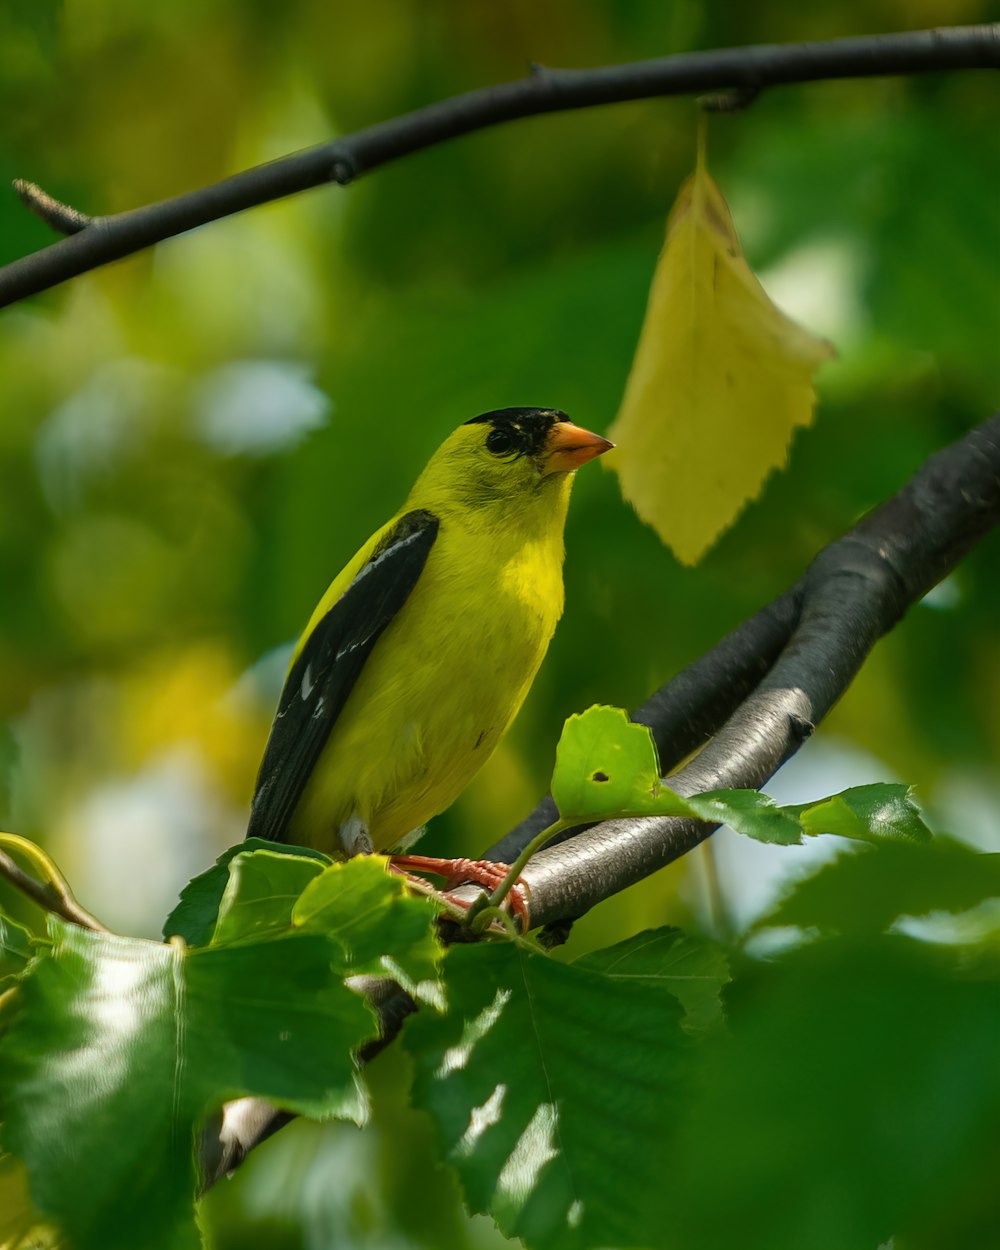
[464,407,568,458]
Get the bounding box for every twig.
[0,833,108,933]
[13,180,91,235]
[2,23,998,306]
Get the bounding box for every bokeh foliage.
[1,1,998,1246]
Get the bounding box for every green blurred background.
[1,1,998,1245]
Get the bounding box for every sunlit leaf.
[575,927,730,1034]
[0,850,449,1250]
[204,852,445,1004]
[607,163,834,564]
[0,919,372,1250]
[786,782,930,844]
[406,941,691,1250]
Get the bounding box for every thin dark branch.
[3,23,998,307]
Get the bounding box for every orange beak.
[542,421,615,474]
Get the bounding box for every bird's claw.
[388,854,531,930]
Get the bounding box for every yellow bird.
[247,407,612,861]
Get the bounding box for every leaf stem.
[699,839,731,941]
[0,832,109,933]
[481,817,575,919]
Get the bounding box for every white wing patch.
[300,662,315,701]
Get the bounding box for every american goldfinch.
[247,407,612,860]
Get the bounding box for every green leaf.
[211,848,327,945]
[405,941,691,1250]
[760,837,1000,936]
[0,857,445,1249]
[788,782,931,843]
[550,705,798,840]
[663,937,1000,1250]
[163,837,332,945]
[575,927,730,1033]
[293,857,445,1007]
[684,788,803,845]
[549,707,930,848]
[0,916,372,1249]
[551,705,673,820]
[0,913,32,987]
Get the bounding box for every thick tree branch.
[483,412,1000,929]
[3,23,998,307]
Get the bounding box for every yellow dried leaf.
[607,165,835,565]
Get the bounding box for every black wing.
[246,509,439,843]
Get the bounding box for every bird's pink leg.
[389,854,531,930]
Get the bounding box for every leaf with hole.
[550,707,931,848]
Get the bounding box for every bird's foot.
[389,854,531,931]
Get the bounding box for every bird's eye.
[486,428,516,456]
